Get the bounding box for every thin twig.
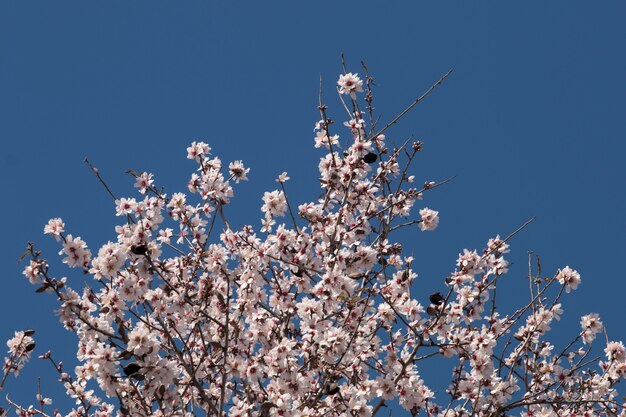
[369,69,453,141]
[84,158,117,201]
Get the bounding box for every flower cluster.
[3,66,623,417]
[1,330,35,389]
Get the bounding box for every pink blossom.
[43,218,65,240]
[557,266,581,293]
[337,72,364,97]
[419,207,439,231]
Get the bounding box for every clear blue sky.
[1,1,625,412]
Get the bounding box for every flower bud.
[130,244,148,256]
[429,292,444,306]
[325,381,340,396]
[362,152,378,164]
[123,362,144,380]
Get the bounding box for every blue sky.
[1,1,625,412]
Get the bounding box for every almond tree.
[2,63,624,417]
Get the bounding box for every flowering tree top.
[2,65,624,417]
